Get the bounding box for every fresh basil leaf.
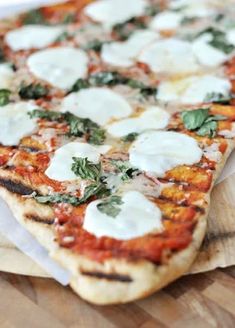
[84,39,109,52]
[62,13,76,24]
[121,132,139,142]
[87,127,106,145]
[113,18,146,40]
[89,71,127,86]
[28,109,63,121]
[111,160,139,181]
[181,16,197,25]
[145,5,160,16]
[0,89,11,106]
[198,27,234,54]
[71,157,102,182]
[204,92,232,104]
[22,9,46,25]
[204,115,227,122]
[69,78,90,93]
[19,83,48,100]
[29,110,106,144]
[35,193,81,206]
[55,31,71,42]
[197,120,217,138]
[97,195,123,218]
[80,182,110,203]
[181,108,209,130]
[0,49,5,63]
[35,181,110,206]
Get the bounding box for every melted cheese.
[101,30,158,67]
[129,131,202,176]
[60,87,133,125]
[5,25,65,51]
[227,29,235,46]
[169,0,215,18]
[157,75,231,104]
[0,63,14,89]
[138,39,199,74]
[150,11,183,31]
[0,102,37,146]
[203,143,222,162]
[84,0,147,28]
[45,142,111,181]
[107,106,170,137]
[27,47,88,89]
[192,34,228,67]
[83,191,163,240]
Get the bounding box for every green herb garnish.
[0,89,11,106]
[34,182,110,206]
[198,27,234,54]
[181,108,226,137]
[121,132,139,142]
[204,92,232,105]
[0,49,5,63]
[35,193,81,206]
[70,72,156,98]
[55,31,71,42]
[97,195,123,218]
[111,160,139,181]
[19,83,48,100]
[71,157,102,182]
[62,12,76,24]
[29,110,106,145]
[113,17,146,40]
[84,39,109,52]
[22,9,46,25]
[28,109,63,121]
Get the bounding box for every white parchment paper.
[0,198,71,285]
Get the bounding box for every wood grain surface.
[0,267,235,327]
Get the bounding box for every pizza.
[0,0,235,304]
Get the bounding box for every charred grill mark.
[0,178,34,195]
[19,146,41,153]
[81,270,133,283]
[25,213,54,225]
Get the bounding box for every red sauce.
[54,201,196,264]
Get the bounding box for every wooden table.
[1,267,235,327]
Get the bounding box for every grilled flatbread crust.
[0,139,233,305]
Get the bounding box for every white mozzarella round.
[101,30,158,67]
[150,11,183,31]
[60,87,133,126]
[169,0,215,18]
[27,47,88,89]
[84,0,147,28]
[138,38,199,75]
[227,29,235,46]
[45,142,111,181]
[157,75,231,104]
[5,25,65,51]
[0,102,37,146]
[192,34,228,67]
[83,191,163,240]
[129,131,202,176]
[107,106,170,137]
[0,63,14,89]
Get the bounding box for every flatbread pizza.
[0,0,235,304]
